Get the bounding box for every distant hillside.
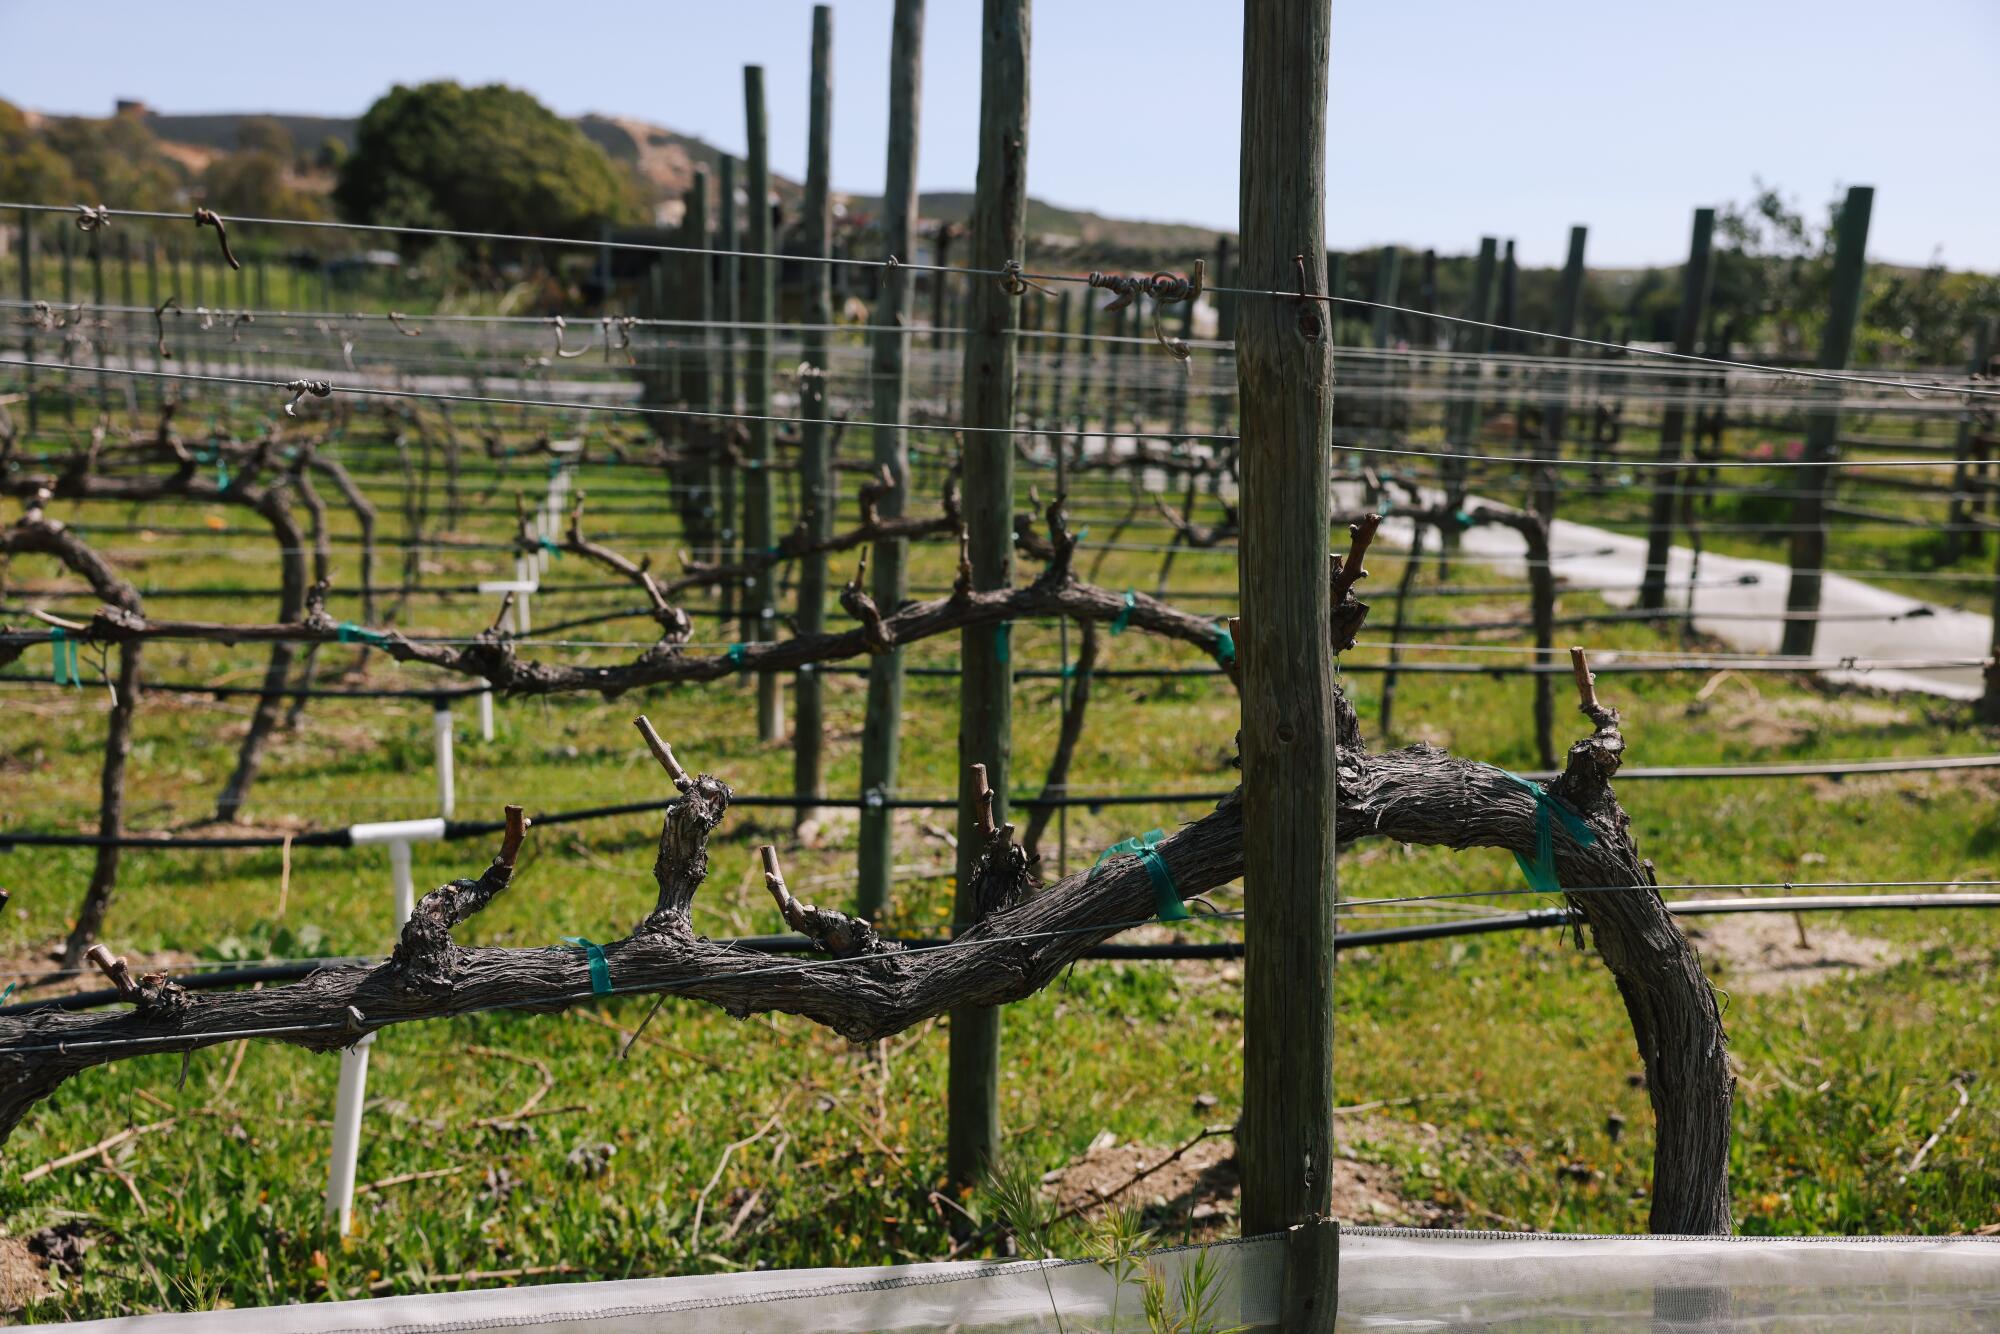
[145,111,357,154]
[129,106,1216,253]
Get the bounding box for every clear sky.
[4,0,1995,270]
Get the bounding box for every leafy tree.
[10,105,183,211]
[335,82,637,238]
[0,100,82,204]
[201,150,324,222]
[235,115,293,159]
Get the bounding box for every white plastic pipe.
[479,689,495,742]
[325,819,443,1231]
[325,1036,373,1232]
[432,703,455,818]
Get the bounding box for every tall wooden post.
[1239,0,1339,1322]
[717,156,742,630]
[743,67,785,737]
[687,167,717,549]
[19,210,36,434]
[1368,245,1400,350]
[948,0,1029,1191]
[1529,225,1588,769]
[1639,207,1716,610]
[793,6,836,819]
[858,0,927,920]
[1782,185,1873,656]
[1441,237,1497,573]
[1946,317,1997,561]
[1535,225,1588,520]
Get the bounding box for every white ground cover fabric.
[52,1229,2000,1331]
[1334,481,1993,701]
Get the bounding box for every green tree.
[0,100,83,204]
[335,82,636,238]
[235,115,293,158]
[201,150,325,222]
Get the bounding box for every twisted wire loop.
[602,314,639,365]
[74,205,112,233]
[996,259,1052,297]
[1091,260,1206,361]
[283,378,334,418]
[192,208,241,270]
[551,315,591,360]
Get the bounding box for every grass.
[1,407,1997,1320]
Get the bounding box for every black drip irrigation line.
[0,788,1237,851]
[8,751,1998,852]
[13,894,1998,1016]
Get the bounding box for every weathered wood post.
[947,0,1029,1192]
[1440,238,1497,577]
[717,155,741,632]
[686,166,717,552]
[1639,207,1716,611]
[743,66,785,737]
[794,5,836,820]
[1530,224,1588,768]
[857,0,926,920]
[1238,0,1340,1322]
[1782,185,1873,656]
[1945,317,1995,562]
[18,210,36,434]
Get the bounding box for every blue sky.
[4,0,1994,269]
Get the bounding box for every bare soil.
[1686,913,1905,994]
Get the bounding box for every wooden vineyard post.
[1238,0,1340,1324]
[794,5,835,821]
[1440,237,1497,577]
[947,0,1029,1192]
[717,155,741,633]
[1530,224,1588,768]
[1782,185,1874,656]
[1944,317,1994,562]
[1639,207,1716,611]
[857,0,926,920]
[686,166,717,553]
[743,66,785,738]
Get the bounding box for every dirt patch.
[2,943,200,997]
[0,1235,51,1312]
[1686,913,1906,994]
[1687,689,1914,751]
[1042,1118,1449,1232]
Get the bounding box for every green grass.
[2,411,1998,1320]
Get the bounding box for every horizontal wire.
[12,197,1995,399]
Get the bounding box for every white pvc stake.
[326,1038,372,1233]
[390,839,415,926]
[479,689,495,742]
[326,819,441,1232]
[432,703,456,818]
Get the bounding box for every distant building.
[114,99,150,119]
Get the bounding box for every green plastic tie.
[1378,498,1394,516]
[1091,830,1188,922]
[562,937,612,994]
[724,643,748,667]
[0,983,13,1006]
[994,621,1011,666]
[335,622,389,647]
[1212,620,1236,668]
[1110,591,1136,636]
[1451,510,1474,530]
[1492,767,1596,893]
[538,536,559,556]
[48,628,80,687]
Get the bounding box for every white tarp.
[1340,481,1993,701]
[52,1229,2000,1332]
